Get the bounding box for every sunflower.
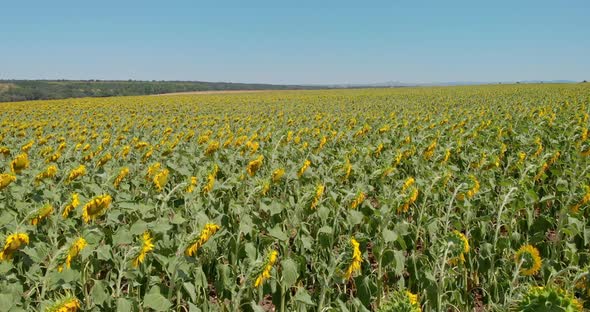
[344,237,362,279]
[310,183,325,209]
[113,167,129,189]
[254,250,279,287]
[66,165,86,183]
[246,155,264,176]
[35,165,58,183]
[204,140,220,156]
[378,290,422,312]
[62,193,80,218]
[0,232,29,261]
[0,173,16,190]
[57,237,87,272]
[260,181,271,196]
[0,147,10,156]
[514,244,542,276]
[10,153,30,174]
[513,286,582,311]
[21,141,34,153]
[185,223,220,256]
[271,168,285,183]
[132,231,155,267]
[82,194,112,223]
[202,165,218,194]
[186,176,198,193]
[45,296,81,312]
[30,203,54,225]
[446,230,470,264]
[423,139,437,160]
[152,169,169,192]
[297,159,311,177]
[146,162,161,181]
[350,192,366,209]
[398,188,419,213]
[96,152,112,167]
[342,158,352,181]
[402,177,415,192]
[571,186,590,214]
[441,148,452,163]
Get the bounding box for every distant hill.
[0,80,316,102]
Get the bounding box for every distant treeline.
[0,80,315,102]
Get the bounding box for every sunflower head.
[446,230,470,263]
[30,203,54,226]
[45,296,81,312]
[82,194,112,223]
[10,153,30,174]
[0,232,29,261]
[153,169,169,192]
[514,244,542,276]
[0,173,16,190]
[378,289,422,312]
[271,168,285,183]
[513,286,582,312]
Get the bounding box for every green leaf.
[143,290,172,311]
[249,302,265,312]
[183,282,197,303]
[130,221,148,235]
[91,280,109,306]
[116,298,133,312]
[171,214,187,225]
[393,250,405,275]
[349,210,363,225]
[0,293,15,311]
[382,228,397,243]
[269,225,288,241]
[281,258,299,288]
[293,288,315,306]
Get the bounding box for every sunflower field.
[1,84,589,311]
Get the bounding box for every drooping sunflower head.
[297,159,311,177]
[45,296,81,312]
[378,289,422,312]
[402,177,415,192]
[67,165,86,183]
[30,203,54,226]
[271,168,285,183]
[10,153,30,174]
[446,230,469,264]
[514,244,542,276]
[113,167,129,188]
[342,236,362,280]
[186,176,198,193]
[575,272,590,298]
[146,162,161,180]
[246,155,264,176]
[57,237,87,272]
[152,169,169,192]
[350,191,366,209]
[0,232,29,261]
[253,249,279,288]
[512,286,582,312]
[184,223,221,257]
[0,173,16,190]
[132,231,155,267]
[82,194,112,223]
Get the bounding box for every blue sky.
[1,0,589,84]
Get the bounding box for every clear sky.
[1,0,589,84]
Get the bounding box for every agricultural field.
[1,84,590,311]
